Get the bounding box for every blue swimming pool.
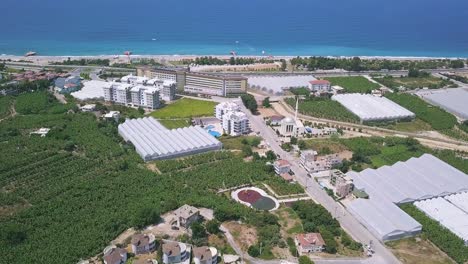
[208,130,221,137]
[205,125,215,130]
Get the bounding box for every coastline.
[1,54,467,65]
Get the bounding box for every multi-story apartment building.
[222,111,250,136]
[330,169,354,198]
[104,82,133,105]
[137,67,186,92]
[308,80,331,93]
[104,82,159,109]
[215,101,240,120]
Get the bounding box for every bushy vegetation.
[401,204,468,264]
[290,87,311,96]
[375,75,456,90]
[0,93,281,264]
[241,94,258,114]
[324,76,380,93]
[150,98,216,119]
[441,73,468,84]
[0,79,52,95]
[266,177,304,196]
[291,56,464,71]
[385,93,457,131]
[220,136,262,150]
[285,97,359,123]
[194,56,274,66]
[51,58,110,66]
[291,201,362,254]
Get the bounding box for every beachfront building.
[295,233,326,254]
[308,80,331,93]
[162,240,191,264]
[222,111,250,136]
[146,78,177,102]
[193,246,218,264]
[136,67,247,96]
[103,82,133,104]
[121,74,149,85]
[279,117,305,137]
[131,233,157,255]
[103,246,127,264]
[274,159,291,175]
[215,102,241,120]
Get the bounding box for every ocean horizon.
[2,0,468,57]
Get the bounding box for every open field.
[386,237,455,264]
[380,118,432,132]
[219,136,262,150]
[0,93,283,264]
[157,118,191,129]
[324,76,380,93]
[150,98,216,119]
[375,76,456,90]
[401,204,468,264]
[285,97,359,123]
[266,178,305,196]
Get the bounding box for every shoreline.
[1,54,467,64]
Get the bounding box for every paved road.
[236,100,400,264]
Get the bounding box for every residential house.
[274,159,291,175]
[162,240,190,264]
[173,204,200,228]
[193,246,218,264]
[131,233,157,255]
[103,246,127,264]
[295,233,326,254]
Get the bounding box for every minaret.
[294,96,299,122]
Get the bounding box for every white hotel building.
[104,82,160,109]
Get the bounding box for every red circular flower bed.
[237,189,262,204]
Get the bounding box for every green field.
[266,177,304,196]
[385,93,457,131]
[157,118,191,129]
[219,136,262,150]
[0,93,283,264]
[150,98,216,119]
[375,76,456,90]
[324,76,380,93]
[381,118,432,132]
[286,97,359,123]
[0,96,13,119]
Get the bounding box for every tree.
[3,225,27,245]
[350,57,362,71]
[205,220,220,234]
[266,150,276,161]
[297,140,306,150]
[138,107,145,115]
[250,137,261,147]
[262,97,271,108]
[298,256,315,264]
[280,59,287,71]
[242,144,253,157]
[132,207,161,229]
[241,94,258,114]
[190,221,207,241]
[290,136,298,145]
[229,57,235,65]
[248,245,260,257]
[450,60,464,69]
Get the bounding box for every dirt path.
[0,102,17,123]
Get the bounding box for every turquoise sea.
[1,0,468,57]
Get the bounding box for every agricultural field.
[265,178,304,196]
[150,98,216,119]
[385,93,457,131]
[374,75,456,90]
[0,94,283,264]
[380,118,432,133]
[324,76,380,93]
[219,136,262,150]
[285,97,359,123]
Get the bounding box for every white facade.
[215,102,241,120]
[162,241,190,264]
[103,82,133,105]
[308,80,331,93]
[193,247,218,264]
[130,86,160,109]
[185,73,246,96]
[121,74,149,85]
[279,117,304,136]
[222,111,249,136]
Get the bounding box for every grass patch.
[286,97,359,123]
[386,93,457,131]
[157,119,191,129]
[150,98,216,119]
[375,75,456,90]
[387,237,455,264]
[381,118,432,132]
[0,96,13,119]
[324,76,380,93]
[265,177,304,196]
[301,139,349,154]
[219,136,262,150]
[290,87,311,96]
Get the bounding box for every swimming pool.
[208,130,221,137]
[205,125,215,130]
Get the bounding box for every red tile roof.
[296,233,325,247]
[275,159,291,167]
[309,80,330,85]
[280,173,294,182]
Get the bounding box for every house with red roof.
[308,80,331,93]
[295,233,326,253]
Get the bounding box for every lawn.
[324,76,380,93]
[150,98,216,119]
[286,97,359,123]
[375,75,456,90]
[219,136,262,150]
[157,119,191,129]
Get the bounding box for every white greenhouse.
[332,93,415,122]
[118,117,222,161]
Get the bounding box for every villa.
[295,233,326,254]
[172,204,200,228]
[103,246,127,264]
[131,233,157,255]
[193,246,218,264]
[162,240,191,264]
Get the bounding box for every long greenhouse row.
[118,117,222,161]
[332,93,415,122]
